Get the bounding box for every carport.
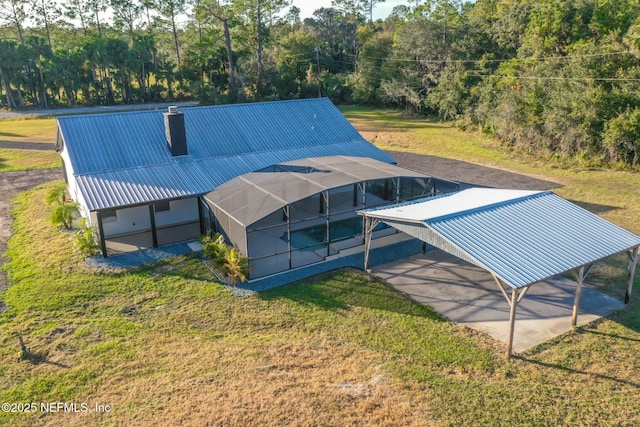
[359,188,640,357]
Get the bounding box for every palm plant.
[201,233,228,269]
[220,247,249,287]
[50,201,79,230]
[45,182,68,206]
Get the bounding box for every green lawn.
[0,149,61,172]
[0,117,57,142]
[1,109,640,425]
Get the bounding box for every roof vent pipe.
[164,105,188,156]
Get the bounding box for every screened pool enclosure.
[203,156,459,279]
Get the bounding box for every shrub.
[603,108,640,166]
[46,183,79,230]
[200,233,228,270]
[49,201,79,230]
[200,233,249,286]
[45,182,68,206]
[73,218,99,256]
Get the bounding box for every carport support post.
[363,216,380,271]
[363,216,372,271]
[286,206,291,269]
[625,246,638,304]
[507,288,518,358]
[571,266,585,328]
[493,275,525,358]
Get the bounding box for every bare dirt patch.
[0,141,55,151]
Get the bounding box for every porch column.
[353,183,358,207]
[286,206,291,270]
[95,211,108,258]
[625,246,638,304]
[149,204,158,248]
[324,191,330,257]
[197,197,206,236]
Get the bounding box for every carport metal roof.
[204,156,429,227]
[359,188,640,357]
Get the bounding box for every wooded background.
[1,0,640,166]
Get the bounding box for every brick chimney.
[164,105,188,156]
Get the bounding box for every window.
[154,201,170,212]
[102,209,117,223]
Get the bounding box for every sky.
[291,0,409,21]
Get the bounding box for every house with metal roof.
[56,98,456,284]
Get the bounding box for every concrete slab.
[373,251,624,353]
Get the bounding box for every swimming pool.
[281,216,390,251]
[281,216,364,250]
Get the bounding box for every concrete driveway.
[373,250,624,353]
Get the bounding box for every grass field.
[0,117,59,172]
[1,109,640,426]
[343,107,640,235]
[0,118,57,142]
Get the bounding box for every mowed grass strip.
[0,117,57,143]
[0,149,61,172]
[0,117,59,172]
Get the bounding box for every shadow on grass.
[582,329,640,343]
[515,355,640,388]
[16,340,71,369]
[0,131,22,138]
[259,268,446,321]
[566,199,620,214]
[21,351,71,369]
[145,253,208,282]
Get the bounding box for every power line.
[348,50,635,64]
[285,50,318,58]
[467,74,640,82]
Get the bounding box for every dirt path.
[0,141,55,150]
[0,168,63,312]
[0,101,199,119]
[387,150,559,190]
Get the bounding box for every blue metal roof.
[361,189,640,289]
[57,99,396,210]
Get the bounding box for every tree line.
[1,0,640,166]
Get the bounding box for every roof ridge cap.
[427,190,551,224]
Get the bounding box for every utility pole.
[315,47,321,98]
